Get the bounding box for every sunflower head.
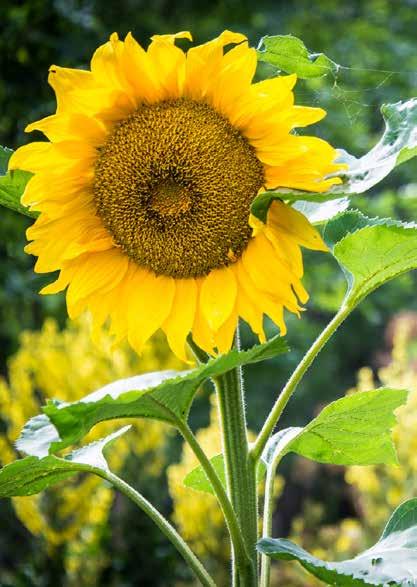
[10,30,345,361]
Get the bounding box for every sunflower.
[10,30,344,360]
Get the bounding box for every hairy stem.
[251,303,352,463]
[97,469,216,587]
[214,333,258,587]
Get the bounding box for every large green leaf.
[258,498,417,586]
[184,388,405,494]
[250,98,417,222]
[0,145,34,217]
[263,388,407,467]
[18,336,288,454]
[183,454,266,495]
[257,35,339,79]
[324,211,417,306]
[0,427,130,497]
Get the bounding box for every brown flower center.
[93,98,264,278]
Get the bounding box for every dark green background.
[1,0,417,584]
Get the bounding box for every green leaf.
[18,336,288,454]
[257,498,417,586]
[183,453,266,495]
[290,388,407,466]
[0,145,34,217]
[263,388,407,467]
[257,35,339,78]
[250,99,417,222]
[0,427,130,497]
[325,211,417,306]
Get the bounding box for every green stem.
[214,333,258,587]
[259,451,285,587]
[97,469,216,587]
[251,303,352,463]
[178,421,251,576]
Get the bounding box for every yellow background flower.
[0,316,180,584]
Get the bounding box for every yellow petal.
[285,105,326,128]
[147,35,187,98]
[9,141,96,174]
[8,143,51,172]
[208,43,257,117]
[40,264,76,295]
[26,113,107,145]
[48,66,97,114]
[214,309,238,354]
[122,33,163,102]
[192,279,215,355]
[264,227,304,278]
[267,200,328,251]
[233,263,265,341]
[200,266,237,331]
[242,234,300,312]
[66,249,129,317]
[184,30,247,100]
[150,31,192,43]
[127,270,175,353]
[163,278,197,362]
[236,261,287,335]
[91,32,129,91]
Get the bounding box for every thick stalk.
[97,469,216,587]
[214,339,258,586]
[251,303,352,463]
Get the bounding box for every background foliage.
[1,0,417,585]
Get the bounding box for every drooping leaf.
[183,453,266,495]
[250,98,417,222]
[0,427,130,497]
[257,498,417,586]
[324,211,417,306]
[17,336,288,454]
[257,35,339,79]
[262,388,407,468]
[0,145,34,217]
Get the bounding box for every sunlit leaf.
[0,145,34,217]
[324,210,417,306]
[0,427,130,497]
[18,336,288,454]
[258,498,417,586]
[262,388,407,467]
[257,35,339,78]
